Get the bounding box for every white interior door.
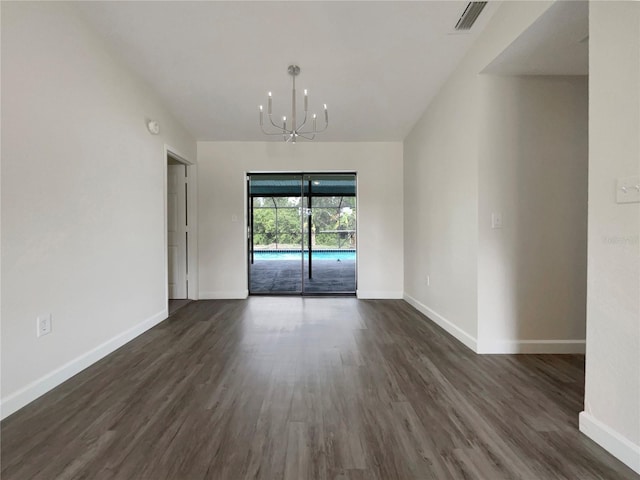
[168,163,187,299]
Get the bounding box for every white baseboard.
[579,411,640,474]
[0,309,168,421]
[357,290,403,299]
[477,339,586,354]
[199,290,248,299]
[403,293,477,352]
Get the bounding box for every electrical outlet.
[37,314,52,337]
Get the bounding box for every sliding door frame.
[246,171,358,296]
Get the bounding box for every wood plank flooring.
[168,299,192,316]
[2,298,637,480]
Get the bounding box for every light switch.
[491,212,503,229]
[616,176,640,204]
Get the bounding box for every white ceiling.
[75,1,499,142]
[483,1,588,76]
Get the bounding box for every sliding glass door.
[302,174,357,293]
[248,174,304,294]
[248,173,356,295]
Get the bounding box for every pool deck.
[249,258,356,294]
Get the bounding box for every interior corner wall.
[477,75,588,354]
[1,2,196,418]
[580,1,640,473]
[196,142,404,299]
[403,1,553,351]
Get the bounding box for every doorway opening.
[167,152,191,314]
[247,173,357,295]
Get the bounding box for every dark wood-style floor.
[2,298,637,480]
[168,298,192,316]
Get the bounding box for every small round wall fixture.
[147,120,160,135]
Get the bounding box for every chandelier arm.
[260,123,288,135]
[261,130,289,136]
[297,133,315,140]
[267,113,286,131]
[297,126,323,135]
[298,116,328,135]
[296,111,309,132]
[313,119,329,133]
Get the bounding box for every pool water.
[253,250,356,261]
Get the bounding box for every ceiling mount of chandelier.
[259,65,328,143]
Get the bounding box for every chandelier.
[259,65,328,143]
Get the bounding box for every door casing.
[246,171,358,296]
[167,163,187,299]
[164,146,198,312]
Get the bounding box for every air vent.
[455,2,488,31]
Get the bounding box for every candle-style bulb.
[304,90,308,112]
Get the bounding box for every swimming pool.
[253,250,356,261]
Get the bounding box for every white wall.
[1,2,196,418]
[580,2,640,474]
[477,75,588,353]
[403,1,554,350]
[197,142,403,299]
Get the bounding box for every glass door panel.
[248,174,303,294]
[302,174,357,294]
